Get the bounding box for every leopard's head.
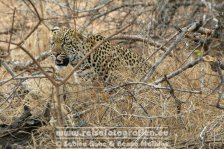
[50,27,85,68]
[50,27,64,56]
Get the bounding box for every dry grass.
[0,0,224,148]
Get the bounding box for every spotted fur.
[50,27,151,83]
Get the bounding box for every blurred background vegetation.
[0,0,224,148]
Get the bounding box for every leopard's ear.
[51,26,60,35]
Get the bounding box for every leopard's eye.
[51,26,60,33]
[23,89,29,94]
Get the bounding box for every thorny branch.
[1,60,16,78]
[18,0,42,45]
[215,61,224,109]
[142,21,203,82]
[80,2,153,31]
[164,75,181,114]
[6,8,16,57]
[154,57,203,84]
[142,29,184,82]
[12,51,51,70]
[106,81,201,94]
[111,35,167,51]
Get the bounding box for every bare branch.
[111,35,166,51]
[18,0,42,45]
[0,60,16,78]
[16,44,57,86]
[11,51,51,70]
[106,81,201,94]
[142,30,185,82]
[142,21,203,82]
[6,8,16,57]
[154,57,203,84]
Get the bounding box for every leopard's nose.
[49,49,59,56]
[55,58,63,64]
[49,51,59,60]
[55,56,69,66]
[49,54,56,61]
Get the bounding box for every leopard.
[49,27,152,84]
